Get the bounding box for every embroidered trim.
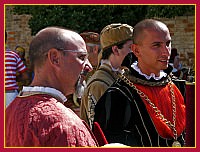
[123,71,172,86]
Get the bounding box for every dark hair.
[101,41,127,59]
[121,52,137,68]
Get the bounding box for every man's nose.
[162,45,170,56]
[83,59,93,73]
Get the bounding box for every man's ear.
[112,45,119,55]
[131,44,140,58]
[47,48,60,66]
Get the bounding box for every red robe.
[6,94,98,147]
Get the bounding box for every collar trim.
[21,86,67,102]
[131,62,167,80]
[101,59,124,74]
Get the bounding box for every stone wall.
[5,6,195,69]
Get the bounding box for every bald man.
[6,27,98,147]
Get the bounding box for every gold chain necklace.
[119,74,181,147]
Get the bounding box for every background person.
[15,45,32,91]
[94,19,186,147]
[15,45,26,64]
[169,48,182,77]
[5,31,28,107]
[6,27,98,147]
[80,23,134,129]
[80,31,101,80]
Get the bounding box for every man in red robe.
[6,27,98,147]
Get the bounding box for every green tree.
[11,5,195,35]
[146,5,195,18]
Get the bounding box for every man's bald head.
[29,27,85,69]
[133,19,169,45]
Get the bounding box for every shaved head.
[29,27,85,69]
[133,19,169,44]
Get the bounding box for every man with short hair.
[94,19,186,147]
[6,27,98,147]
[80,23,134,129]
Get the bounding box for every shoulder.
[6,50,20,58]
[87,71,115,88]
[98,79,133,105]
[6,50,24,66]
[89,79,110,89]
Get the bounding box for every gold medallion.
[172,140,181,147]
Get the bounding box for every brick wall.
[5,6,33,59]
[159,16,195,69]
[5,6,195,69]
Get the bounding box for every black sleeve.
[94,86,139,146]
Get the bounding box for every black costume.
[94,65,186,147]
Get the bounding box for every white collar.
[101,59,124,74]
[131,62,167,80]
[22,86,67,102]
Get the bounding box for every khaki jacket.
[80,63,118,128]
